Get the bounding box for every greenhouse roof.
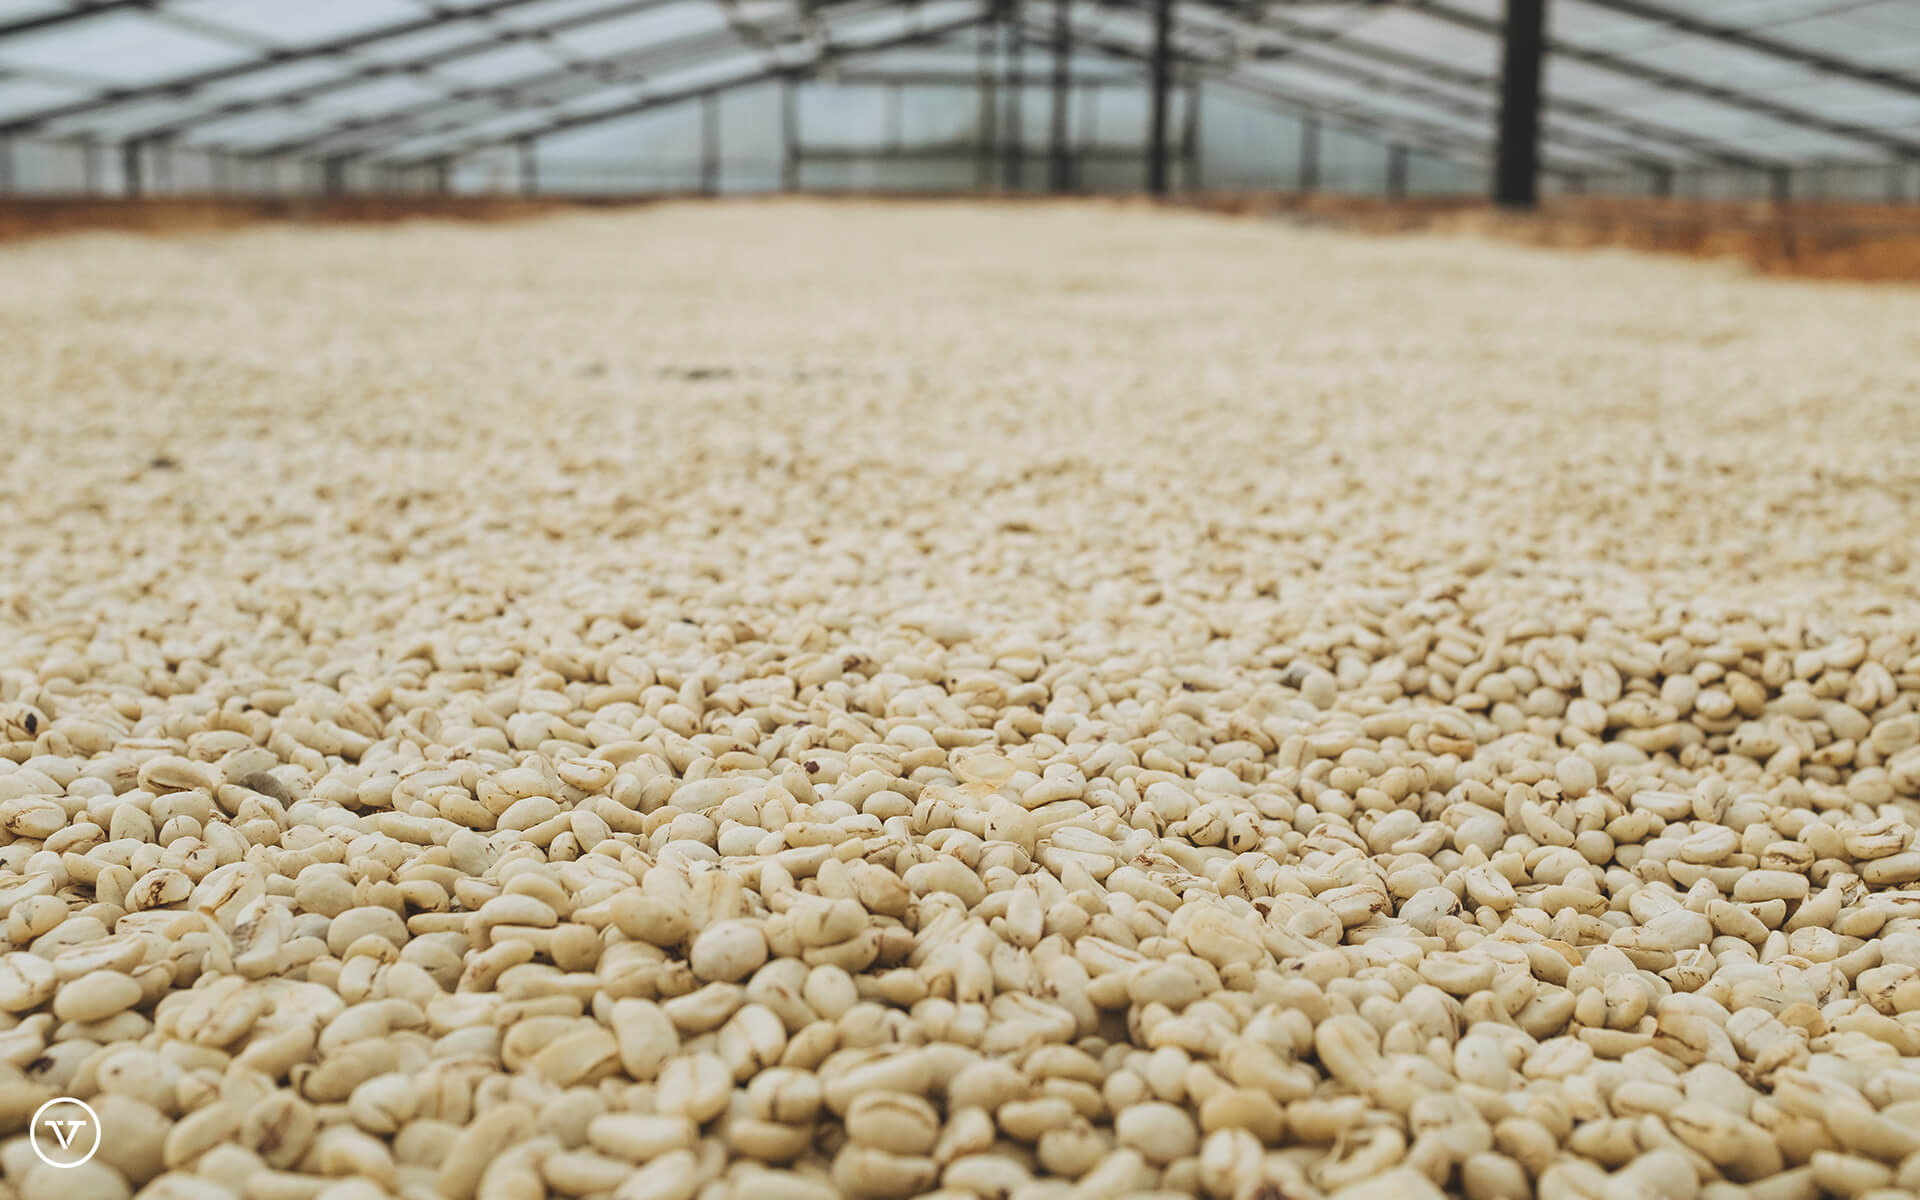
[0,0,1915,171]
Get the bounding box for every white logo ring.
[29,1096,101,1168]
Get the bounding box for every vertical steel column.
[0,137,13,194]
[82,137,100,194]
[122,140,143,198]
[700,94,721,196]
[1049,0,1071,193]
[1387,143,1407,198]
[1145,0,1172,195]
[782,79,800,192]
[1003,0,1023,191]
[1492,0,1545,209]
[323,155,348,196]
[1181,72,1200,193]
[518,138,537,195]
[1770,166,1791,206]
[977,20,998,190]
[1299,116,1319,193]
[885,84,902,153]
[432,158,452,195]
[1890,159,1910,205]
[1650,163,1672,197]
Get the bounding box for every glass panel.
[434,41,571,85]
[166,0,423,46]
[189,58,370,105]
[0,12,254,84]
[552,2,727,58]
[0,75,83,120]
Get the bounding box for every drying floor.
[3,201,1920,1200]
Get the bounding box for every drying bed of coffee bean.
[3,201,1920,1200]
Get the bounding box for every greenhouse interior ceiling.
[0,0,1917,201]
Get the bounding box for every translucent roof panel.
[350,19,503,67]
[165,0,423,47]
[0,0,1914,169]
[550,2,731,58]
[0,12,252,85]
[434,41,576,87]
[188,58,373,105]
[0,74,81,120]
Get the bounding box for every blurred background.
[0,0,1916,205]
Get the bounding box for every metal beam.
[1003,0,1024,189]
[121,139,141,198]
[0,0,568,138]
[0,1,150,40]
[1147,0,1172,194]
[1050,0,1071,192]
[119,0,695,145]
[1493,0,1545,208]
[389,9,992,165]
[1407,0,1920,161]
[782,79,800,190]
[1300,114,1317,191]
[1567,0,1920,102]
[1186,2,1770,168]
[978,19,997,188]
[1183,70,1201,191]
[236,0,894,161]
[1173,5,1686,172]
[700,94,721,195]
[238,21,803,160]
[1047,20,1605,179]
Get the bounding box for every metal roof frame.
[1568,0,1920,102]
[1022,10,1611,178]
[230,7,830,159]
[0,0,1912,184]
[1174,1,1780,167]
[0,0,568,137]
[0,1,157,41]
[390,2,994,163]
[114,0,728,145]
[1401,0,1920,162]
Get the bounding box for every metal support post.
[1299,116,1319,193]
[82,137,100,194]
[1387,143,1407,198]
[1650,163,1672,197]
[1770,165,1791,206]
[323,155,348,196]
[122,140,143,198]
[0,137,13,194]
[977,20,997,190]
[432,158,452,195]
[1049,0,1071,192]
[1492,0,1545,208]
[700,93,720,196]
[1003,0,1023,191]
[518,138,537,195]
[782,79,800,192]
[1182,72,1200,192]
[1146,0,1172,195]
